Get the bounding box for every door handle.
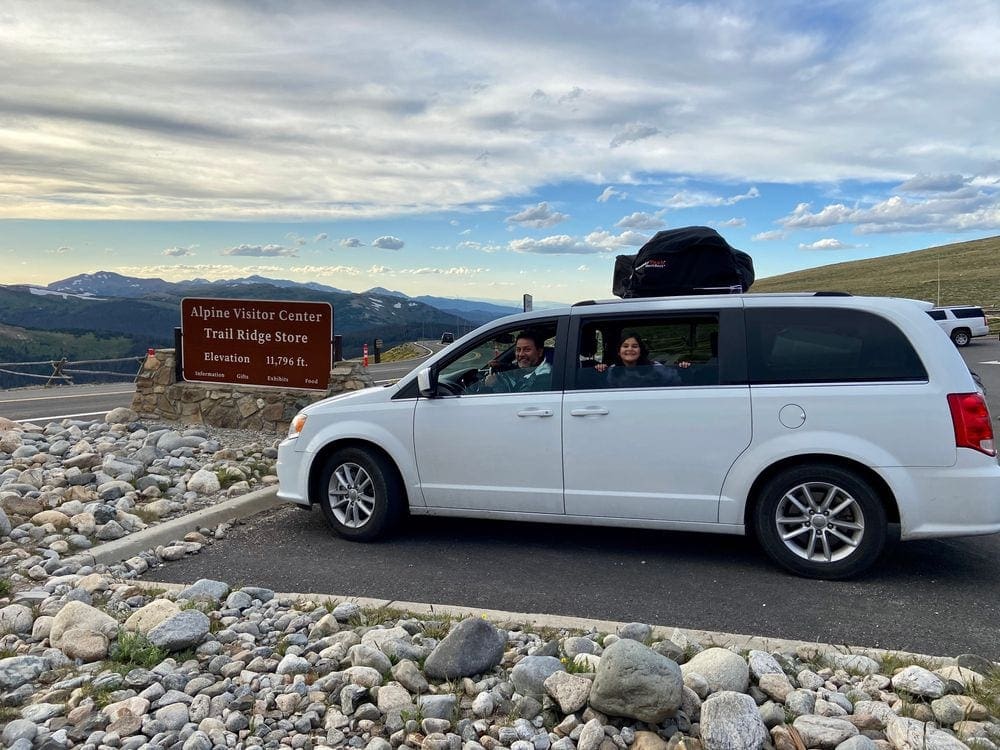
[570,407,609,417]
[516,408,554,417]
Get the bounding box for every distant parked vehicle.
[926,306,990,346]
[439,332,455,344]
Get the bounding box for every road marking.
[977,360,1000,365]
[14,411,110,423]
[0,389,134,403]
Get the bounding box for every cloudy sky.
[2,1,998,303]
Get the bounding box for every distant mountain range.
[42,271,526,323]
[0,272,532,386]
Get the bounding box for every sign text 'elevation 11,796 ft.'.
[181,298,333,390]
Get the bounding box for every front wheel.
[753,464,887,579]
[951,328,971,347]
[317,447,402,541]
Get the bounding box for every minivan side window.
[573,315,720,390]
[746,308,927,384]
[952,308,986,320]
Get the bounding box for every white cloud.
[458,240,503,253]
[584,230,649,250]
[368,264,391,274]
[340,237,363,247]
[372,236,405,250]
[798,238,855,250]
[163,245,196,257]
[401,266,488,276]
[615,212,665,230]
[597,186,627,203]
[314,232,328,242]
[717,218,746,228]
[777,189,1000,234]
[752,230,786,241]
[577,265,590,272]
[222,244,297,257]
[510,235,597,255]
[665,187,760,209]
[505,202,569,229]
[895,174,970,193]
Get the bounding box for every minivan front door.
[413,391,564,514]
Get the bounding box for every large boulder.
[681,647,749,694]
[422,618,507,680]
[588,638,683,723]
[50,601,118,649]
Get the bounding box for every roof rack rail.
[813,291,852,296]
[572,300,597,307]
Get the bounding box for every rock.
[825,652,879,675]
[29,509,72,529]
[147,609,211,651]
[106,407,139,424]
[955,653,995,674]
[682,647,750,694]
[699,691,769,750]
[511,655,565,699]
[0,604,35,634]
[187,468,221,494]
[544,670,593,714]
[50,600,118,648]
[0,655,50,690]
[588,638,683,723]
[891,664,946,699]
[757,672,794,702]
[176,578,230,603]
[60,627,110,661]
[631,732,670,750]
[577,718,605,750]
[791,715,858,748]
[886,716,971,749]
[423,618,507,680]
[747,650,784,679]
[932,694,990,724]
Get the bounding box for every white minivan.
[277,293,1000,579]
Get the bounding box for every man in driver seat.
[479,329,552,393]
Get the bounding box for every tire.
[752,464,887,579]
[317,447,402,541]
[951,328,971,347]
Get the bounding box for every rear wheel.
[753,464,887,579]
[951,328,971,346]
[317,447,402,541]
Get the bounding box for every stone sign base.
[132,349,375,433]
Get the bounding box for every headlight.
[287,413,308,438]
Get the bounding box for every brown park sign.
[181,298,333,390]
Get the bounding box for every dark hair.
[516,328,547,350]
[616,330,651,366]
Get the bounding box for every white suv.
[278,293,1000,579]
[927,305,990,346]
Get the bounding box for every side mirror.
[417,367,437,398]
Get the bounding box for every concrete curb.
[132,579,961,667]
[63,485,281,568]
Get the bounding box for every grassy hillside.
[752,235,1000,308]
[0,323,145,388]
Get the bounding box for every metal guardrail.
[0,356,146,387]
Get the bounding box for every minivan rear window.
[746,308,927,384]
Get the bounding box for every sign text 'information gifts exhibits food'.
[181,298,333,390]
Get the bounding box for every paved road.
[0,344,443,423]
[0,383,138,423]
[144,335,1000,660]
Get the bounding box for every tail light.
[947,392,996,456]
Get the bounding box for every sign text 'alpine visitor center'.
[181,298,333,390]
